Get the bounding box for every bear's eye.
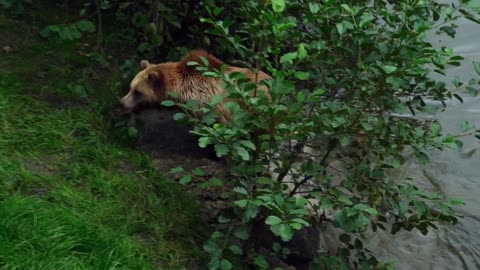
[133,90,142,100]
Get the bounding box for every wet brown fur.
[120,50,272,122]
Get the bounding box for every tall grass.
[0,13,203,269]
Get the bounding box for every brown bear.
[120,50,272,122]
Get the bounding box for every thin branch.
[288,138,337,197]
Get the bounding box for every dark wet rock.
[133,107,229,218]
[23,158,58,176]
[250,219,320,270]
[135,108,210,158]
[133,107,320,269]
[30,186,49,197]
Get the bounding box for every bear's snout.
[120,94,134,110]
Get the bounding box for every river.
[366,8,480,270]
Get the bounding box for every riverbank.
[0,9,204,269]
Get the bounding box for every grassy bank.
[0,9,202,270]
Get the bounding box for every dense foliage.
[170,1,480,269]
[4,0,480,269]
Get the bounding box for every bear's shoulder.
[177,50,225,75]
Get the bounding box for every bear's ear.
[140,60,151,69]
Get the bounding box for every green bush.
[166,1,480,269]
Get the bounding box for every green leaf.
[256,177,273,185]
[245,203,259,220]
[450,198,465,206]
[461,121,474,132]
[294,71,310,80]
[271,0,286,13]
[474,61,480,76]
[59,27,74,40]
[398,201,408,216]
[234,146,250,161]
[466,86,479,96]
[296,91,306,102]
[48,25,61,32]
[454,94,463,103]
[179,174,192,185]
[265,215,283,226]
[173,112,186,121]
[280,52,297,64]
[361,121,374,131]
[336,22,346,35]
[382,65,398,74]
[220,259,232,270]
[290,218,309,226]
[211,95,223,105]
[416,152,430,165]
[199,56,210,66]
[76,20,96,33]
[298,43,308,59]
[199,178,224,189]
[203,71,220,78]
[440,26,456,38]
[290,223,302,230]
[459,9,480,24]
[339,135,350,147]
[187,61,199,66]
[203,240,220,255]
[208,258,220,270]
[169,167,184,174]
[127,127,138,138]
[239,140,256,150]
[414,201,428,216]
[234,199,248,208]
[353,204,369,211]
[213,7,223,16]
[338,196,353,205]
[233,228,249,240]
[278,224,294,241]
[359,12,374,27]
[363,208,378,216]
[391,155,404,168]
[192,168,205,176]
[161,100,176,106]
[336,20,353,35]
[228,245,243,255]
[430,123,442,136]
[233,187,248,195]
[340,4,352,14]
[199,137,211,148]
[214,144,228,157]
[254,256,269,269]
[314,88,325,96]
[168,92,179,98]
[309,3,320,14]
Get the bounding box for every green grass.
[0,9,203,270]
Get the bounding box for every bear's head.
[120,60,169,111]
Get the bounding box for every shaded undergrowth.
[0,8,202,270]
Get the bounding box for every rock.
[2,45,13,53]
[250,219,321,270]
